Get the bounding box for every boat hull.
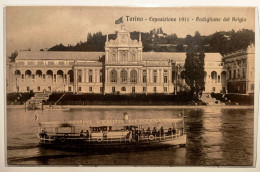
[39,135,186,152]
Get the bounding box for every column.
[138,69,141,83]
[127,68,130,84]
[95,69,98,83]
[106,50,109,63]
[159,69,162,83]
[82,68,85,82]
[149,69,152,83]
[105,68,108,83]
[86,69,88,83]
[74,67,78,93]
[117,69,120,83]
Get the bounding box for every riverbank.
[6,104,254,109]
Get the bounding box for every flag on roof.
[115,17,123,24]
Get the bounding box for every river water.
[6,106,254,166]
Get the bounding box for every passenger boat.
[37,113,186,151]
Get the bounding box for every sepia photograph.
[4,5,257,167]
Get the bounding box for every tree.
[184,45,205,98]
[8,50,18,62]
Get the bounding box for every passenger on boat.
[160,127,164,135]
[172,128,176,135]
[80,130,84,137]
[86,130,90,138]
[152,127,157,135]
[147,127,151,135]
[40,130,47,138]
[168,128,172,135]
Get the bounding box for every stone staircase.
[26,92,51,109]
[200,93,223,105]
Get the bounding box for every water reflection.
[7,107,254,166]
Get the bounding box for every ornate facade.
[223,44,255,94]
[7,27,239,95]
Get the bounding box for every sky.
[5,6,255,56]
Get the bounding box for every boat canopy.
[39,118,184,127]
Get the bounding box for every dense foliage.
[47,29,254,55]
[184,45,205,98]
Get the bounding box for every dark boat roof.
[39,118,183,127]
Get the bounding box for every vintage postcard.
[3,5,258,168]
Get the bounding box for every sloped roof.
[15,51,222,62]
[142,52,222,62]
[16,51,105,61]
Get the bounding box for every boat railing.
[39,128,185,144]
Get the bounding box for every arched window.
[57,70,64,76]
[221,71,227,83]
[14,70,21,75]
[130,70,137,83]
[120,70,127,83]
[211,71,217,83]
[110,69,117,83]
[25,70,32,76]
[131,51,136,61]
[36,70,42,77]
[46,70,53,76]
[121,86,126,91]
[121,51,127,62]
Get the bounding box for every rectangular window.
[132,87,135,93]
[251,84,254,90]
[164,87,167,92]
[43,74,45,79]
[48,86,51,91]
[27,86,30,91]
[229,70,232,80]
[143,76,147,83]
[233,70,236,79]
[79,87,82,92]
[89,87,92,92]
[164,76,167,83]
[238,69,240,78]
[143,87,146,92]
[78,70,82,82]
[153,87,157,93]
[243,68,246,78]
[89,75,92,83]
[153,76,157,83]
[37,86,40,91]
[68,86,72,92]
[22,74,24,79]
[100,87,103,92]
[112,86,116,93]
